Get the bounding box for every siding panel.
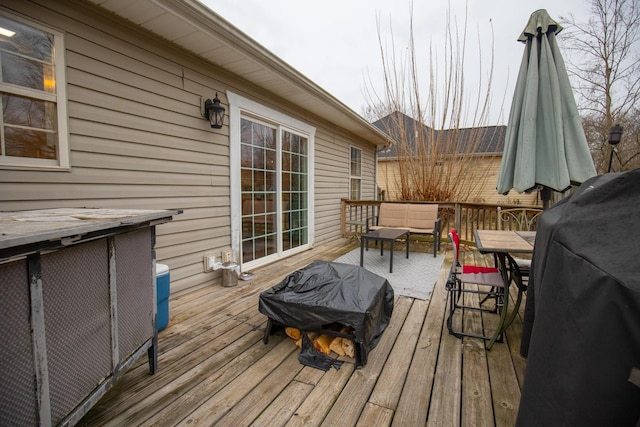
[0,0,380,293]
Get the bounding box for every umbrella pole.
[541,186,552,210]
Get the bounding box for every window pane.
[251,123,265,147]
[240,119,252,143]
[265,171,276,193]
[2,93,56,130]
[1,52,55,93]
[350,147,362,177]
[265,149,276,170]
[282,172,291,192]
[291,134,300,153]
[0,16,55,93]
[241,169,253,191]
[241,144,252,168]
[299,137,308,155]
[4,126,56,159]
[0,16,53,62]
[253,146,265,169]
[350,178,361,200]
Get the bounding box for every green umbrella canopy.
[497,9,596,200]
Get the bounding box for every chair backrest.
[497,208,543,231]
[377,203,408,228]
[449,228,460,266]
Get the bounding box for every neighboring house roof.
[87,0,390,146]
[373,111,506,158]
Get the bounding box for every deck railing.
[340,199,542,245]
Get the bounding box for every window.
[350,146,361,200]
[0,13,68,169]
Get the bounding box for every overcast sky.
[202,0,590,127]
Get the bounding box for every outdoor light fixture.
[201,93,225,129]
[607,124,623,172]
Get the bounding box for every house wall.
[378,157,539,205]
[0,0,377,294]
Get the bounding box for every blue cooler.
[155,263,170,332]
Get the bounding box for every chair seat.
[512,257,531,269]
[460,265,504,288]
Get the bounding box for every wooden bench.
[366,203,442,257]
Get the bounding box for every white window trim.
[0,10,69,170]
[349,145,362,200]
[227,91,315,270]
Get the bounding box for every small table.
[360,228,410,273]
[474,230,535,347]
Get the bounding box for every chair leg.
[446,281,507,345]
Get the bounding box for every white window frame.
[0,10,69,170]
[349,145,362,200]
[228,91,315,270]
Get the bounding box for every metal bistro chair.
[497,207,542,287]
[446,228,523,348]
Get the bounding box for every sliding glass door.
[240,118,309,265]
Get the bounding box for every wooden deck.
[80,238,527,427]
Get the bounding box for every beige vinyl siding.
[0,0,378,294]
[313,130,376,243]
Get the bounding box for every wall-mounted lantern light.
[201,93,225,129]
[608,124,623,172]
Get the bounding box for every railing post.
[454,202,461,234]
[340,198,347,237]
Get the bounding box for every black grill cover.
[518,170,640,426]
[259,261,394,367]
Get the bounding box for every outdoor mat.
[334,246,445,300]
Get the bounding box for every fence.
[340,199,543,245]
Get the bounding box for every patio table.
[474,229,535,347]
[360,228,409,273]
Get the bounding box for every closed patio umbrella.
[496,9,596,208]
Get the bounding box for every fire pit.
[259,261,394,369]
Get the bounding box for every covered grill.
[518,170,640,426]
[259,261,394,369]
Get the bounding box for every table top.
[474,229,535,254]
[0,208,182,250]
[362,228,409,241]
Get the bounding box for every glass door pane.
[281,130,308,251]
[240,119,277,263]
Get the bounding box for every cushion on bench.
[367,203,441,257]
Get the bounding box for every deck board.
[80,238,527,426]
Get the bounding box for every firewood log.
[332,325,355,358]
[329,337,346,356]
[342,338,355,358]
[285,327,301,340]
[312,334,334,355]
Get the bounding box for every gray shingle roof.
[373,111,505,158]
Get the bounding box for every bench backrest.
[406,203,438,230]
[378,203,439,230]
[378,203,408,228]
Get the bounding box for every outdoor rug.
[334,246,445,300]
